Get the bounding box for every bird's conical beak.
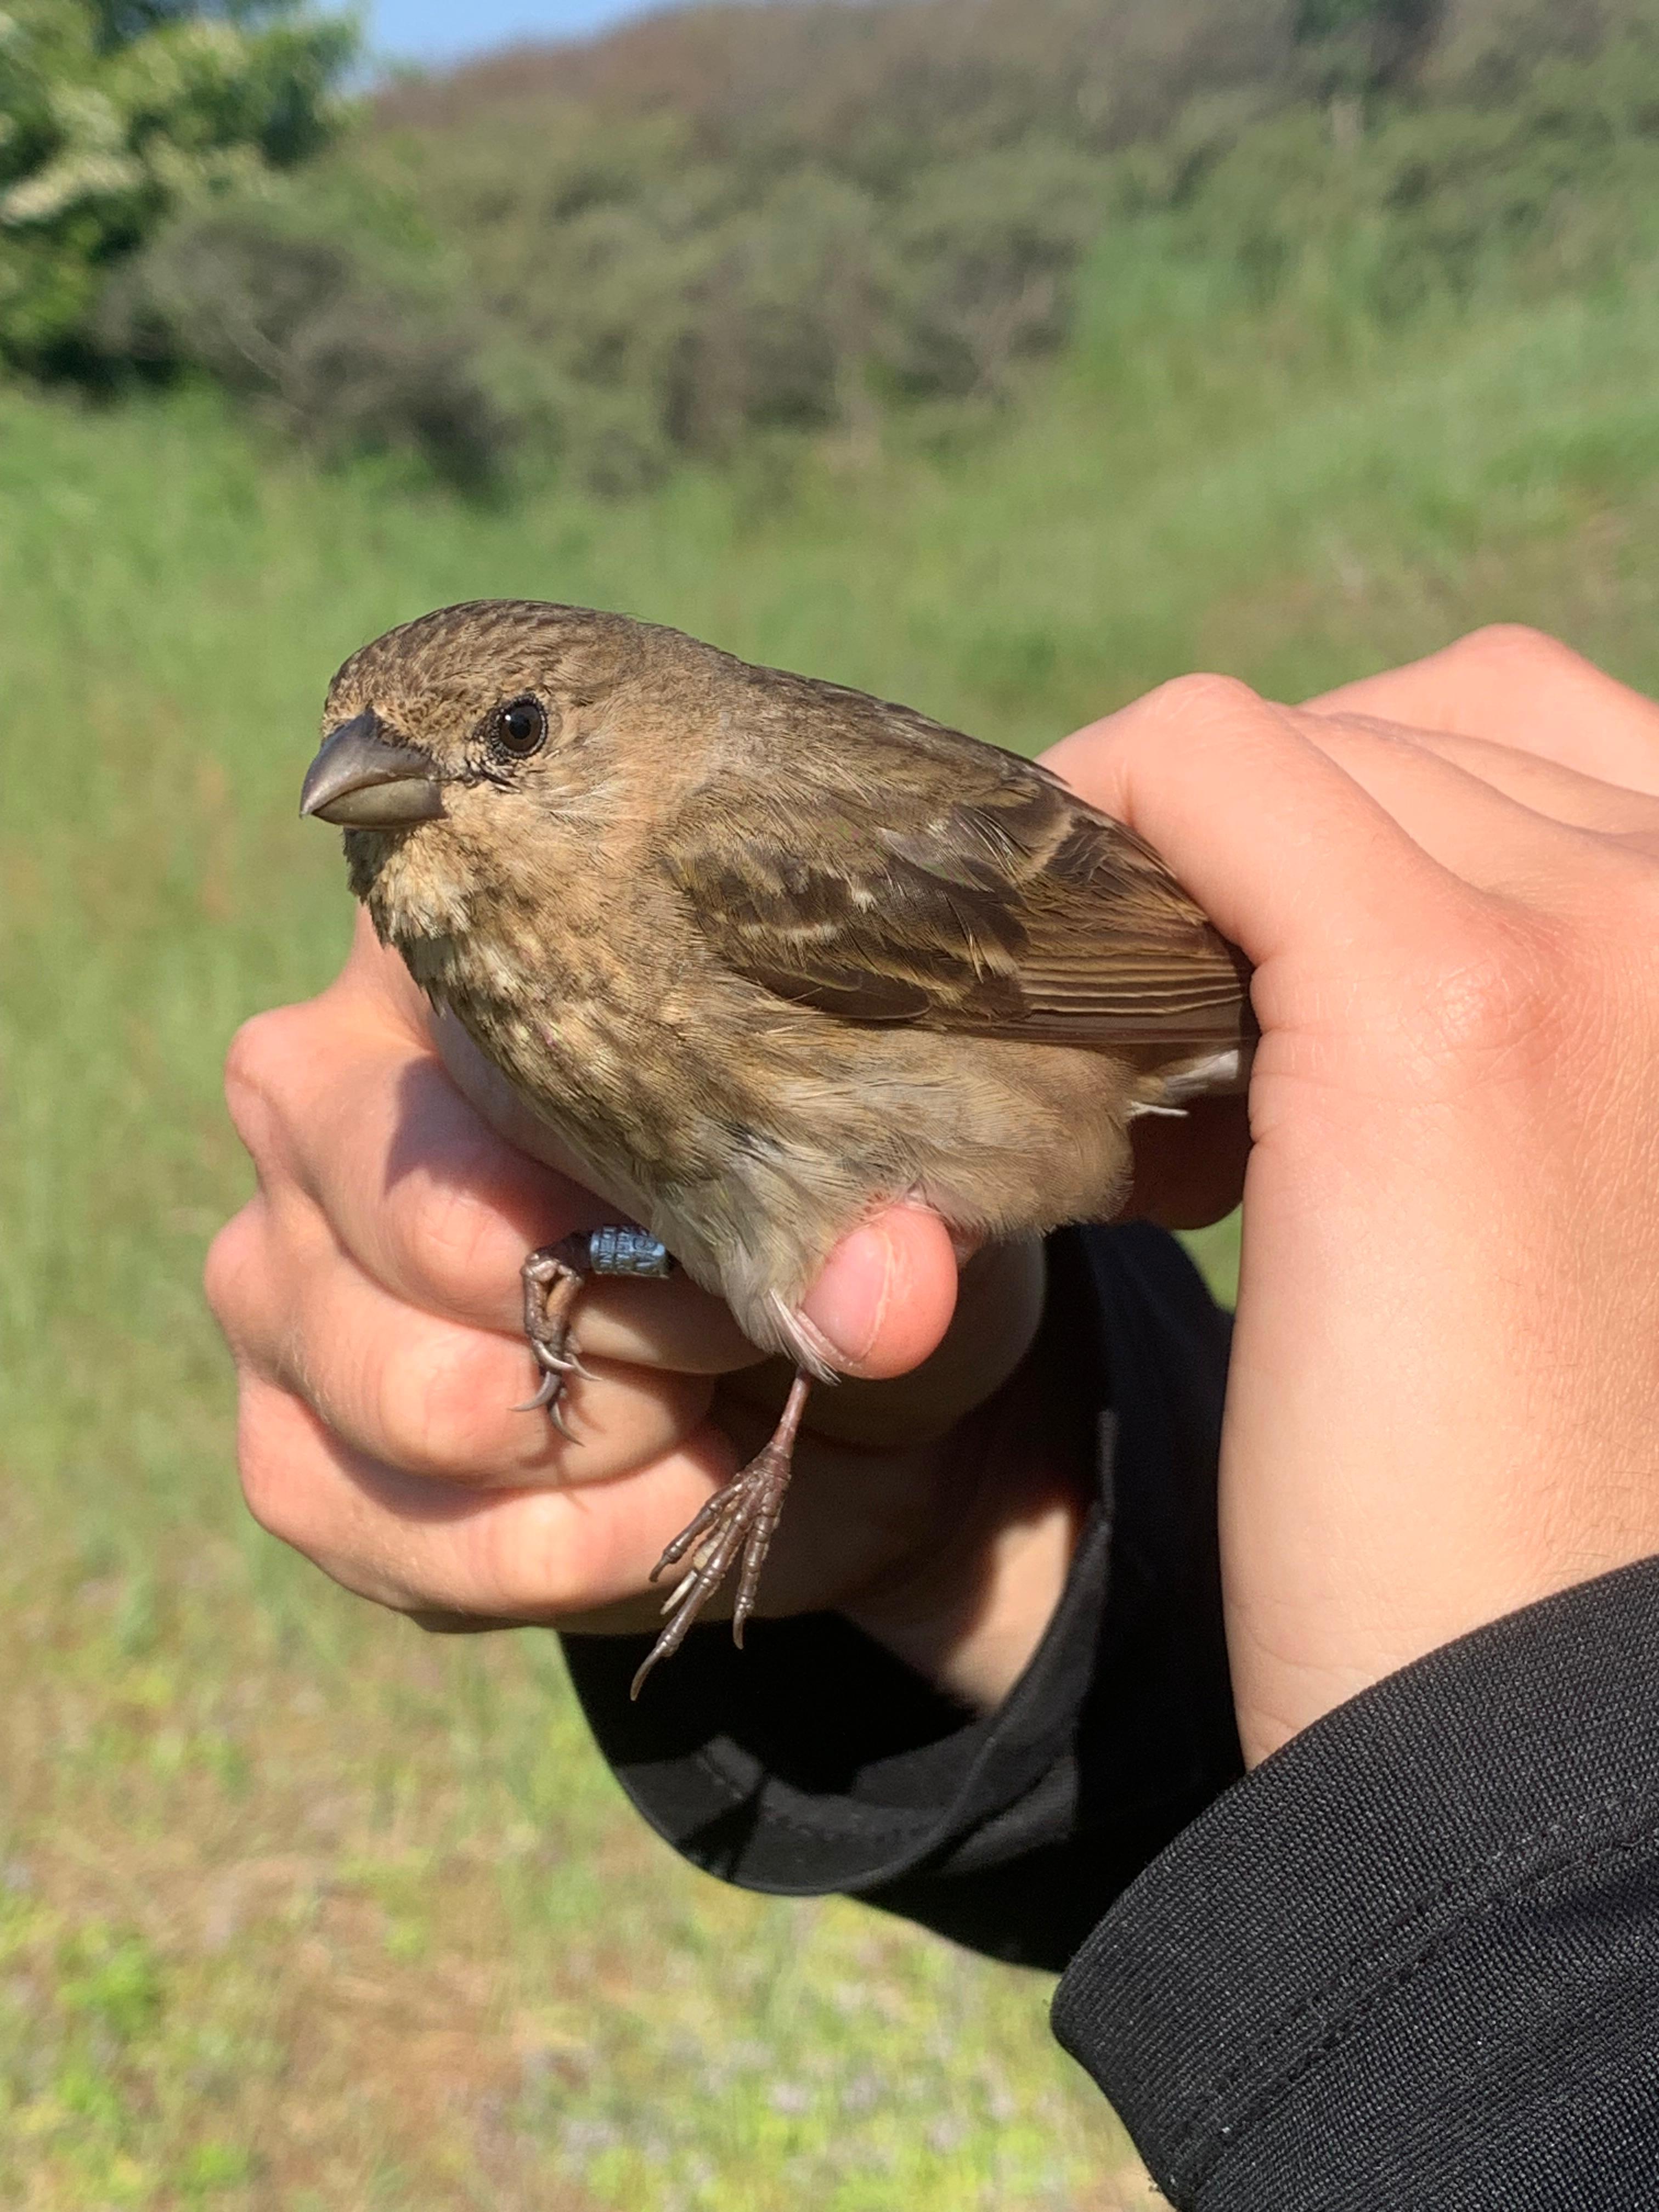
[300,713,447,828]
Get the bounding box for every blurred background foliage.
[8,0,1659,488]
[0,0,352,372]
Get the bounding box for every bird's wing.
[661,681,1251,1049]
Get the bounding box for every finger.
[1307,627,1659,796]
[798,1204,961,1380]
[236,1371,738,1621]
[1305,714,1659,839]
[323,911,438,1048]
[231,1002,761,1375]
[206,1189,329,1372]
[211,1188,716,1490]
[1042,675,1481,977]
[269,1237,716,1491]
[1274,707,1643,885]
[786,1237,1046,1451]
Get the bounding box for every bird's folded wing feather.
[662,686,1252,1049]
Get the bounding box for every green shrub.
[353,0,1659,494]
[362,96,1109,487]
[13,0,1659,492]
[884,144,1103,398]
[99,196,509,487]
[0,0,353,374]
[1425,0,1626,99]
[1126,28,1659,335]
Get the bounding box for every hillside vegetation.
[373,0,1659,493]
[10,0,1659,487]
[7,2,1659,2207]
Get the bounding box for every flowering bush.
[0,0,351,370]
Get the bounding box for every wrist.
[840,1330,1093,1714]
[845,1467,1087,1714]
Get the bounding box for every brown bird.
[299,601,1252,1693]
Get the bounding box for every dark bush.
[1117,24,1659,333]
[1425,0,1628,99]
[667,173,890,445]
[99,206,509,487]
[884,145,1103,397]
[1294,1,1449,94]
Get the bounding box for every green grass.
[5,256,1659,2208]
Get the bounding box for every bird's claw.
[517,1342,596,1402]
[513,1369,562,1414]
[520,1365,582,1437]
[518,1228,675,1436]
[518,1228,800,1695]
[532,1334,596,1381]
[518,1233,598,1436]
[629,1373,811,1699]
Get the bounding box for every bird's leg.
[631,1369,812,1700]
[519,1235,807,1697]
[517,1227,675,1438]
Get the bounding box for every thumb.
[798,1205,961,1379]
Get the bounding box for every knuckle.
[1413,910,1579,1077]
[222,1007,302,1161]
[235,1397,306,1547]
[389,1169,514,1314]
[1148,671,1266,729]
[202,1204,261,1337]
[1622,861,1659,948]
[1563,851,1659,1019]
[1449,623,1585,686]
[369,1326,522,1482]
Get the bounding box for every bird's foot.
[631,1370,812,1700]
[517,1228,674,1437]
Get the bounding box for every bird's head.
[303,601,716,955]
[301,599,695,947]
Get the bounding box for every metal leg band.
[585,1227,675,1279]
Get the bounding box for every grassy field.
[4,250,1659,2209]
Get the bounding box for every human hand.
[1046,627,1659,1765]
[206,912,1102,1708]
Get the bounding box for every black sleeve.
[564,1226,1659,2205]
[1056,1556,1659,2210]
[561,1221,1244,1971]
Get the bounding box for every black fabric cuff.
[563,1495,1112,1898]
[1054,1555,1659,2210]
[562,1222,1243,1972]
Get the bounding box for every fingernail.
[799,1223,893,1368]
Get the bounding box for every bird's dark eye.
[490,696,548,757]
